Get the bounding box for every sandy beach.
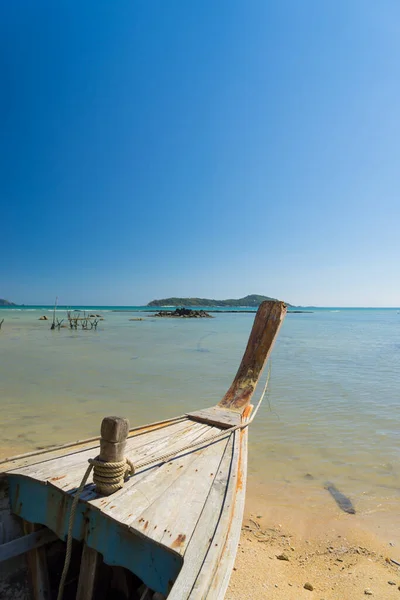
[228,481,400,599]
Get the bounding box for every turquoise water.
[0,306,399,527]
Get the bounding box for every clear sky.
[2,1,400,306]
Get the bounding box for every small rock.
[388,581,396,585]
[304,582,313,591]
[276,553,289,561]
[39,315,48,320]
[364,590,373,596]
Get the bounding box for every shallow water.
[0,306,399,523]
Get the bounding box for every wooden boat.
[0,300,286,600]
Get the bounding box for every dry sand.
[228,481,400,599]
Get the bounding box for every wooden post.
[218,300,286,410]
[23,522,51,600]
[76,416,129,600]
[76,545,100,600]
[99,416,130,464]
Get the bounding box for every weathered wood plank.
[0,528,57,563]
[187,406,241,428]
[52,423,209,510]
[98,415,129,467]
[189,428,247,599]
[219,300,286,410]
[53,422,209,497]
[138,435,230,554]
[207,428,248,599]
[76,544,100,600]
[0,416,187,474]
[96,425,221,524]
[23,521,51,600]
[13,419,193,483]
[166,435,235,599]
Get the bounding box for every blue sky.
[2,1,399,306]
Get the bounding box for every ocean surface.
[0,305,399,531]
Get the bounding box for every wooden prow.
[218,300,287,411]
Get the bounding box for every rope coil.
[89,456,135,495]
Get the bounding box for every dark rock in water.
[325,482,356,514]
[154,307,213,318]
[39,315,48,320]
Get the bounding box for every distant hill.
[148,294,287,307]
[0,299,16,306]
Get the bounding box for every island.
[148,294,287,308]
[0,299,16,306]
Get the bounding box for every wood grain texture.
[166,435,235,600]
[131,433,229,554]
[23,522,51,600]
[207,428,248,599]
[10,420,194,483]
[188,428,247,599]
[0,416,186,474]
[219,300,286,410]
[76,544,100,600]
[187,406,241,428]
[100,432,222,524]
[0,528,57,563]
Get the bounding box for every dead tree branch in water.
[65,310,100,331]
[0,319,4,330]
[50,296,58,330]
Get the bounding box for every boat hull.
[0,419,248,599]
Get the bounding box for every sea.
[0,305,399,539]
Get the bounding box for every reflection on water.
[0,307,399,522]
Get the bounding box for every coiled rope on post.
[90,456,135,495]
